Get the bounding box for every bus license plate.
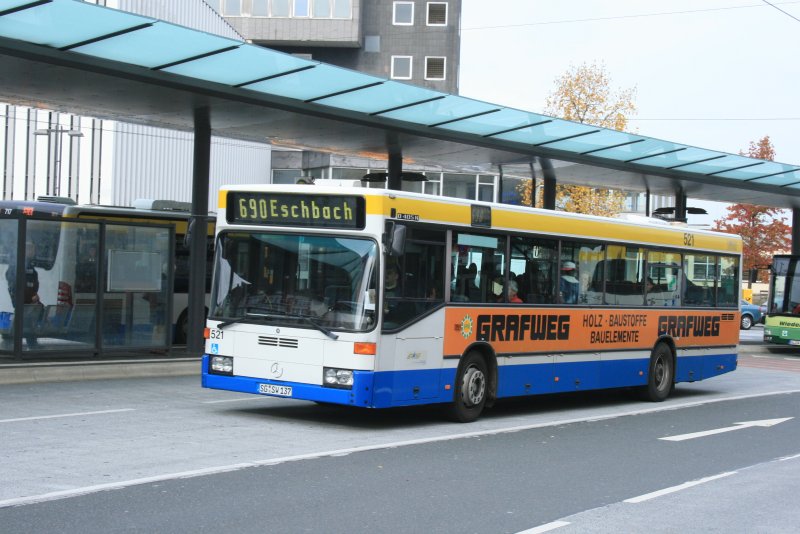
[258,384,292,397]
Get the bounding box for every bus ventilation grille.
[258,336,299,348]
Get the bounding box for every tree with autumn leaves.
[518,62,635,216]
[712,136,791,276]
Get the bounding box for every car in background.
[740,299,764,330]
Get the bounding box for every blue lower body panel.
[201,351,738,409]
[201,355,456,408]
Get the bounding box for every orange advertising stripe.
[445,308,739,356]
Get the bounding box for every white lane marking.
[660,417,794,441]
[778,453,800,461]
[624,472,737,504]
[3,388,799,508]
[515,521,571,534]
[0,463,255,509]
[0,409,135,424]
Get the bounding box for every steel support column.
[387,151,402,191]
[793,208,800,255]
[539,157,556,210]
[187,107,210,355]
[528,162,536,208]
[674,188,687,223]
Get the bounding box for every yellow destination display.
[227,192,365,229]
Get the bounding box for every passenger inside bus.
[454,263,479,302]
[383,262,416,327]
[492,277,523,303]
[560,261,580,304]
[507,279,523,303]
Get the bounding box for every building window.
[272,169,303,184]
[391,56,413,80]
[478,175,495,202]
[442,173,477,200]
[424,173,441,196]
[311,0,351,18]
[393,2,414,25]
[364,35,380,53]
[252,0,268,16]
[224,0,241,16]
[427,2,447,25]
[313,0,331,17]
[294,0,310,17]
[424,56,446,80]
[269,0,289,16]
[332,0,351,18]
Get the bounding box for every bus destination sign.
[227,192,365,229]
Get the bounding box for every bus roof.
[0,199,214,221]
[217,184,742,255]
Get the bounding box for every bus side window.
[512,236,557,304]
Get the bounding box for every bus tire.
[639,342,674,402]
[447,351,488,423]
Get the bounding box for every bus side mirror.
[385,222,407,257]
[749,268,758,284]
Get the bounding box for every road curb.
[0,358,200,385]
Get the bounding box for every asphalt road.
[1,341,799,533]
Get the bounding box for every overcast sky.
[458,0,800,224]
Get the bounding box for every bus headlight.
[323,367,353,389]
[210,356,233,375]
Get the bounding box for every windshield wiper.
[215,311,339,340]
[215,312,274,330]
[294,314,339,340]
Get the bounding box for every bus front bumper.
[200,355,375,406]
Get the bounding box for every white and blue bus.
[203,185,741,421]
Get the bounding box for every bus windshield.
[768,256,800,315]
[210,232,378,332]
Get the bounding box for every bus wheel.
[448,352,488,423]
[639,343,674,402]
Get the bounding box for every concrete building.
[209,0,461,94]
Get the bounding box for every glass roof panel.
[244,63,383,102]
[71,21,241,69]
[0,0,153,49]
[492,119,599,145]
[750,170,800,187]
[0,1,44,11]
[537,129,643,154]
[380,95,499,126]
[589,139,685,162]
[435,108,551,136]
[712,161,797,181]
[781,177,800,190]
[163,44,313,86]
[313,81,443,114]
[674,154,761,175]
[617,147,720,169]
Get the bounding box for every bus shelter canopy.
[1,0,799,207]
